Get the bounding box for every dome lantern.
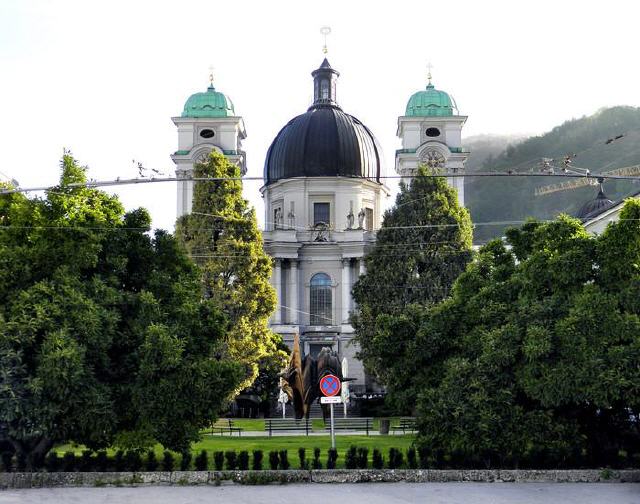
[310,58,340,109]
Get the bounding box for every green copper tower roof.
[181,85,235,118]
[405,82,457,117]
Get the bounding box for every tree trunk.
[11,435,54,471]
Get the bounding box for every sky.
[1,0,639,231]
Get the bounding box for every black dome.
[576,180,614,220]
[264,59,383,186]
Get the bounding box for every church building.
[173,59,467,392]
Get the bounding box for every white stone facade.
[261,176,389,389]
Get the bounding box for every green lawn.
[55,433,415,469]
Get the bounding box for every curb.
[1,469,639,488]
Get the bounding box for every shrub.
[114,450,125,471]
[345,446,358,469]
[62,451,76,472]
[268,451,279,470]
[357,447,369,469]
[326,448,338,470]
[312,447,322,469]
[278,450,290,470]
[180,451,192,471]
[372,449,384,469]
[162,451,175,472]
[388,448,403,469]
[225,450,237,470]
[195,450,208,471]
[238,451,249,471]
[79,450,93,471]
[298,447,307,469]
[96,451,109,472]
[407,447,417,469]
[1,451,13,472]
[144,451,158,471]
[125,451,142,472]
[252,450,263,470]
[213,451,224,471]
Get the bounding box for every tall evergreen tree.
[352,166,473,407]
[176,151,277,389]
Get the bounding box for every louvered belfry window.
[310,273,332,325]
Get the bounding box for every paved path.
[1,483,638,504]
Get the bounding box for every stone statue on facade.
[346,209,354,229]
[287,209,296,229]
[274,207,283,229]
[357,207,366,229]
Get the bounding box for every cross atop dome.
[208,65,214,88]
[320,26,331,55]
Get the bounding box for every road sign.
[319,374,341,397]
[320,396,342,404]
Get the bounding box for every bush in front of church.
[413,201,640,468]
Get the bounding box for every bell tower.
[172,71,246,218]
[395,67,468,206]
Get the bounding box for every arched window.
[321,79,329,100]
[310,273,332,325]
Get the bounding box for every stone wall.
[1,469,639,489]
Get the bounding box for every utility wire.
[4,217,640,233]
[4,170,640,196]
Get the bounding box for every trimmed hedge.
[4,444,638,473]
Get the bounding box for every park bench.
[264,418,312,437]
[391,417,416,434]
[324,417,374,436]
[210,418,243,436]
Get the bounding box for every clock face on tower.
[421,149,446,170]
[196,150,211,164]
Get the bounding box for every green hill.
[465,106,640,242]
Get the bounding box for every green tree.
[245,334,289,416]
[414,204,640,466]
[351,166,473,408]
[176,151,277,389]
[0,154,243,468]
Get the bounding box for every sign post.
[319,374,341,449]
[341,357,349,418]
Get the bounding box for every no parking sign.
[319,374,341,397]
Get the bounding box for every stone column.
[273,258,282,325]
[289,259,298,324]
[341,258,351,323]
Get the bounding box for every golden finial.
[320,26,331,55]
[208,65,214,87]
[426,62,433,85]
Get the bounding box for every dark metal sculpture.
[280,334,343,419]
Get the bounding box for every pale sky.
[2,0,639,231]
